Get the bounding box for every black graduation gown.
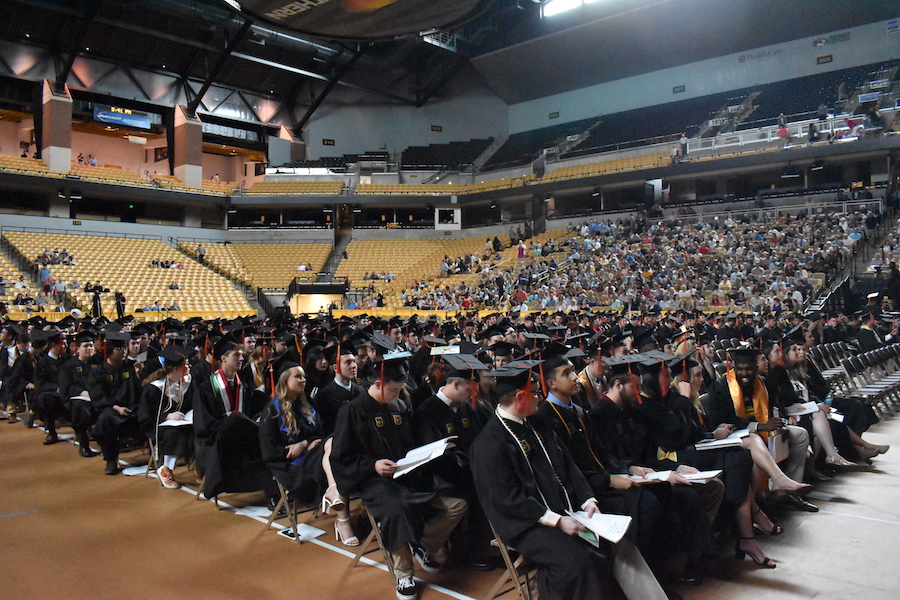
[330,391,435,552]
[856,325,883,352]
[471,414,606,600]
[258,398,326,506]
[645,392,753,508]
[33,351,65,423]
[588,395,716,557]
[193,374,270,499]
[3,349,34,410]
[238,362,271,420]
[138,378,194,459]
[59,356,98,415]
[313,379,364,437]
[85,360,141,462]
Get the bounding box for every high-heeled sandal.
[772,473,810,492]
[751,509,783,536]
[321,483,346,515]
[825,454,859,467]
[334,518,359,547]
[735,537,776,568]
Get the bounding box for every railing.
[1,225,162,240]
[685,109,897,156]
[256,288,280,317]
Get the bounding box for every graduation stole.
[212,368,244,415]
[272,397,316,465]
[726,370,769,425]
[860,325,883,344]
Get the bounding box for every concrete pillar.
[48,195,69,218]
[184,205,203,228]
[267,126,293,168]
[41,81,72,173]
[173,106,203,187]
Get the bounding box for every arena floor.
[1,412,898,600]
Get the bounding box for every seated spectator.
[169,300,182,311]
[169,281,180,290]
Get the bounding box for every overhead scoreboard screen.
[93,105,152,130]
[226,0,488,41]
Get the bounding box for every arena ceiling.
[0,0,896,133]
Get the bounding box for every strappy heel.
[735,537,776,568]
[751,508,783,536]
[334,517,359,547]
[321,483,346,515]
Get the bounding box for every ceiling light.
[811,161,824,171]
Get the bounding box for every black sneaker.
[395,576,419,600]
[413,546,442,573]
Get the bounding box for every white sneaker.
[395,576,419,600]
[157,466,180,489]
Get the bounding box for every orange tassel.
[628,362,641,404]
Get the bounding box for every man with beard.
[705,348,817,512]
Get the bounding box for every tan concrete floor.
[1,411,898,600]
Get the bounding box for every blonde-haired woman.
[258,361,358,546]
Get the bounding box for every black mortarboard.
[728,347,761,363]
[370,331,396,356]
[540,341,573,374]
[668,350,699,375]
[159,345,189,367]
[105,331,131,347]
[272,351,300,381]
[781,325,806,347]
[324,341,356,365]
[74,330,95,345]
[442,354,488,379]
[378,350,411,382]
[489,364,537,399]
[213,334,241,360]
[488,340,518,357]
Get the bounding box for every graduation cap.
[74,330,96,346]
[781,325,806,348]
[271,351,301,382]
[727,347,761,364]
[370,331,397,356]
[377,350,410,383]
[58,315,77,329]
[442,353,488,379]
[324,341,356,365]
[487,339,518,359]
[105,331,132,348]
[539,341,574,374]
[668,350,699,378]
[213,334,241,360]
[489,362,541,400]
[159,345,189,367]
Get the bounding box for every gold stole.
[726,370,770,432]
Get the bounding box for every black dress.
[258,397,326,507]
[138,377,194,460]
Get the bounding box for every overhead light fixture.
[781,168,800,179]
[227,209,237,214]
[490,202,497,209]
[811,161,824,171]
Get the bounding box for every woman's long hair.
[142,364,177,387]
[274,367,313,433]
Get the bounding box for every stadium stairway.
[173,244,263,317]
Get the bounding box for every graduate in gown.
[330,352,466,600]
[534,342,660,551]
[313,342,365,437]
[413,353,498,570]
[138,345,193,489]
[59,331,100,457]
[31,328,68,445]
[471,362,670,600]
[193,336,272,501]
[87,331,142,475]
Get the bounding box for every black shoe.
[395,576,419,600]
[43,433,59,445]
[104,461,120,475]
[79,445,98,458]
[467,557,503,571]
[413,546,443,573]
[267,496,287,519]
[778,493,818,512]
